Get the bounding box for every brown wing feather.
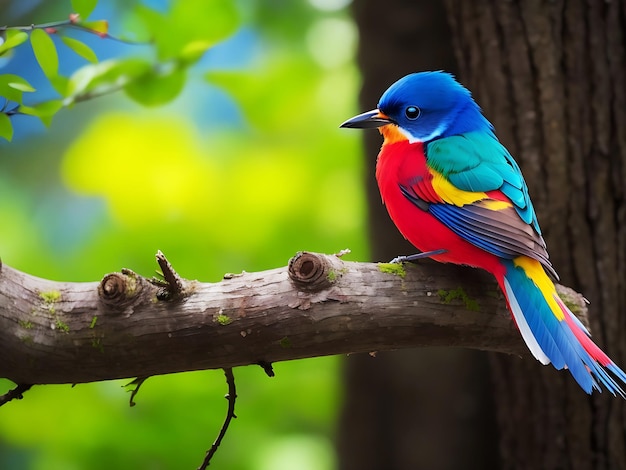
[457,202,558,279]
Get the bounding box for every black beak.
[340,109,394,129]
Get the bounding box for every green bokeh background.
[0,1,368,468]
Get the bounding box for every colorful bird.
[341,71,626,395]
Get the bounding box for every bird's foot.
[390,249,447,264]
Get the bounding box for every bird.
[341,71,626,396]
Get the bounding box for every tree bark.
[343,1,626,469]
[444,0,626,468]
[339,2,498,470]
[1,251,572,386]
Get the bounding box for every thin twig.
[125,376,150,407]
[1,20,74,31]
[0,18,145,44]
[3,80,128,118]
[0,383,33,407]
[198,368,237,470]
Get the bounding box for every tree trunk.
[444,1,626,468]
[341,0,626,468]
[338,1,498,470]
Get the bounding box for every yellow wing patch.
[480,199,511,211]
[430,169,487,206]
[429,169,513,210]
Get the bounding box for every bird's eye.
[405,106,420,120]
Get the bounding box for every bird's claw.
[389,249,447,264]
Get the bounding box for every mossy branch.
[0,251,588,385]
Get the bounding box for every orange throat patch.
[380,124,410,145]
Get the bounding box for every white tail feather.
[503,278,550,365]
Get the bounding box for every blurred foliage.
[0,0,366,469]
[0,0,239,138]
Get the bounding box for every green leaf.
[179,40,213,66]
[0,30,28,55]
[71,0,98,20]
[0,74,35,103]
[19,100,63,127]
[60,36,98,63]
[124,67,186,106]
[134,0,238,61]
[8,81,36,93]
[30,29,59,78]
[0,113,13,141]
[66,58,150,99]
[49,75,70,97]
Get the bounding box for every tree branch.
[0,251,588,385]
[0,15,138,42]
[0,383,33,406]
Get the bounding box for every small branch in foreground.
[198,368,237,470]
[0,383,33,407]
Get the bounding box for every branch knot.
[98,270,142,310]
[288,251,344,292]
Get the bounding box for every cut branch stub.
[98,269,146,311]
[288,251,345,292]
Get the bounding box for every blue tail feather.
[502,260,625,395]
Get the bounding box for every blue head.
[341,71,493,142]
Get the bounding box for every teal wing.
[425,131,541,235]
